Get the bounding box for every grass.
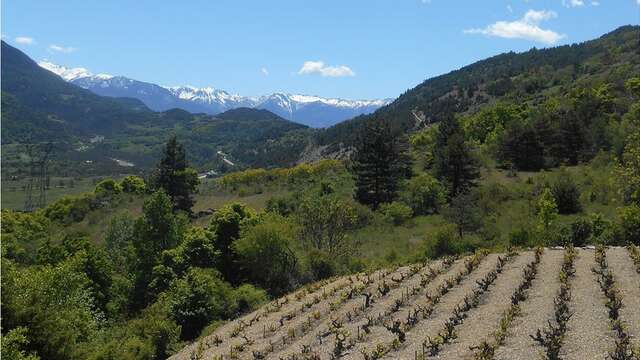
[4,160,623,262]
[350,215,449,265]
[1,177,100,210]
[64,194,146,245]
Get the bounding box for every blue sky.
[2,0,638,99]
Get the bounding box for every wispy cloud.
[49,44,76,53]
[507,5,513,13]
[298,61,355,77]
[464,9,565,45]
[261,67,269,76]
[15,36,35,45]
[562,0,584,7]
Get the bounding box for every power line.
[23,142,53,212]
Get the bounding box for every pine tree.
[351,120,412,210]
[433,116,479,197]
[131,191,185,309]
[153,136,199,213]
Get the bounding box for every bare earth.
[562,248,614,360]
[437,252,535,359]
[494,249,564,360]
[169,247,638,360]
[607,247,640,350]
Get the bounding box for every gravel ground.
[274,259,449,359]
[170,248,640,360]
[383,253,503,359]
[607,247,640,350]
[169,270,383,360]
[243,265,415,359]
[494,249,564,360]
[336,258,470,360]
[563,248,614,360]
[436,252,535,359]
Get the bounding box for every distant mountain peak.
[38,61,113,81]
[37,60,392,128]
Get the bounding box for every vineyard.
[170,246,640,360]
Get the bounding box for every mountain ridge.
[37,61,392,128]
[1,40,312,175]
[314,24,640,150]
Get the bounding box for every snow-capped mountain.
[37,61,392,128]
[39,61,112,81]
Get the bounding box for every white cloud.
[591,1,600,5]
[464,9,565,45]
[261,67,269,76]
[562,0,584,7]
[298,61,355,77]
[49,44,76,53]
[15,36,34,45]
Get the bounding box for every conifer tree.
[351,120,412,210]
[153,136,199,213]
[433,116,479,197]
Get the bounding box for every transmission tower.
[23,143,53,212]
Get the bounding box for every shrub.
[379,202,413,226]
[348,200,375,229]
[208,203,256,283]
[551,172,582,214]
[306,249,336,280]
[120,176,146,194]
[265,196,297,216]
[1,211,50,264]
[42,193,96,225]
[104,213,135,271]
[233,215,299,296]
[424,225,459,259]
[617,205,640,245]
[179,227,218,269]
[509,228,531,248]
[95,179,122,198]
[165,268,235,340]
[568,218,592,247]
[296,195,357,256]
[233,284,269,315]
[401,174,445,215]
[2,257,101,360]
[536,187,558,231]
[1,327,40,360]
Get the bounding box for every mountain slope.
[1,41,151,142]
[1,41,311,175]
[38,61,391,128]
[316,25,640,148]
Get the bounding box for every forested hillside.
[316,25,639,149]
[1,41,312,177]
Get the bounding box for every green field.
[2,177,104,210]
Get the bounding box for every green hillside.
[316,25,639,148]
[1,41,311,178]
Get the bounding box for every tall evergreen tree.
[351,120,412,210]
[433,116,479,197]
[131,191,185,310]
[153,136,199,213]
